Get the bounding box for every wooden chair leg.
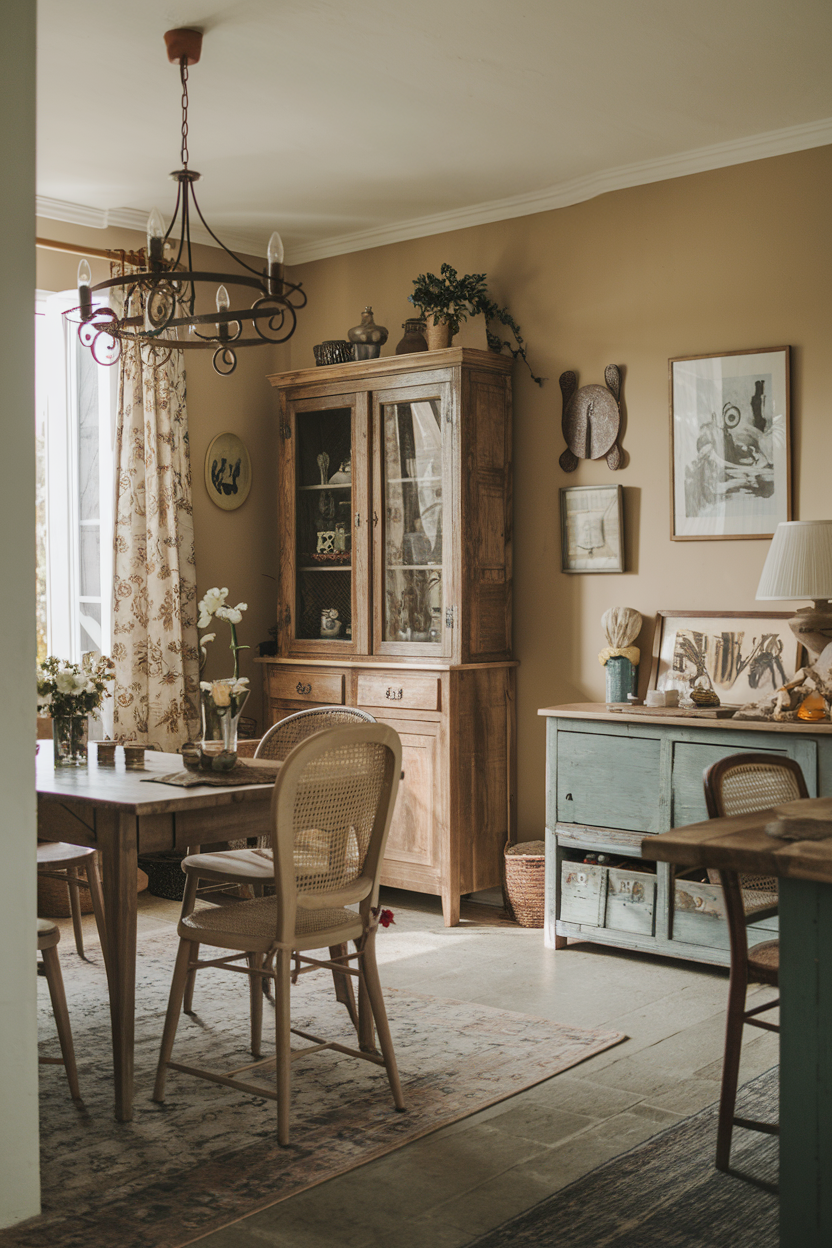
[183,943,199,1015]
[66,865,85,959]
[275,950,292,1147]
[84,855,109,977]
[41,944,81,1099]
[359,929,405,1111]
[355,937,377,1054]
[179,874,200,1015]
[716,968,748,1170]
[248,951,264,1058]
[153,937,195,1102]
[329,943,358,1030]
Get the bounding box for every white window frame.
[36,289,117,665]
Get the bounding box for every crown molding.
[37,116,832,268]
[287,116,832,265]
[35,197,266,259]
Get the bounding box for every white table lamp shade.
[756,521,832,602]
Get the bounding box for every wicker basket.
[38,872,95,918]
[504,840,546,928]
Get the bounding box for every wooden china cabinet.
[260,348,517,925]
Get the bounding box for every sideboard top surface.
[538,702,832,734]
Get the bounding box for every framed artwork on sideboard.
[648,609,803,707]
[669,346,790,541]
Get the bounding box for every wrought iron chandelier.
[72,28,306,376]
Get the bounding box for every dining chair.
[703,751,808,1173]
[180,705,377,1026]
[38,918,81,1099]
[37,842,108,972]
[153,723,405,1146]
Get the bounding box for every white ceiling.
[37,0,832,264]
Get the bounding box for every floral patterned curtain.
[111,294,200,749]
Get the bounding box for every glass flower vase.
[200,679,249,772]
[52,715,89,767]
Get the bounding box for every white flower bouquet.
[196,587,250,770]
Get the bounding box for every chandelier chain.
[180,59,189,167]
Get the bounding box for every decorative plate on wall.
[204,432,251,510]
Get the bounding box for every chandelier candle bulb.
[268,231,285,296]
[146,207,165,266]
[76,258,92,321]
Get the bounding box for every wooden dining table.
[642,797,832,1248]
[36,749,278,1121]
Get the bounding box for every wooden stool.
[37,842,108,971]
[38,919,80,1099]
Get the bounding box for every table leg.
[778,878,832,1248]
[97,811,138,1121]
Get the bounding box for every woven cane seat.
[182,893,359,938]
[748,939,779,980]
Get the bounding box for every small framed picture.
[560,485,624,573]
[669,346,790,540]
[648,610,802,707]
[204,432,252,511]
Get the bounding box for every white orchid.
[197,586,249,680]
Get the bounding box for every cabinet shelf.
[387,563,443,571]
[298,483,352,492]
[386,476,442,486]
[298,565,352,572]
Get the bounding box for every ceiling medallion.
[70,28,306,376]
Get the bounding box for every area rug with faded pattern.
[468,1066,779,1248]
[5,928,624,1248]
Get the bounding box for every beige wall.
[36,145,832,838]
[280,145,832,838]
[36,222,281,731]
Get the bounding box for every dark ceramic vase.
[395,318,428,354]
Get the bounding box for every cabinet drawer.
[268,670,345,705]
[560,862,607,926]
[357,672,440,711]
[557,730,662,831]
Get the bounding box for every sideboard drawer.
[357,672,441,712]
[268,669,345,705]
[557,730,662,832]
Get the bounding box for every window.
[36,291,116,665]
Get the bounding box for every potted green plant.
[408,263,543,385]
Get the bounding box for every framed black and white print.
[648,609,802,706]
[560,484,624,573]
[670,347,790,540]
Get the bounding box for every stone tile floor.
[53,885,778,1247]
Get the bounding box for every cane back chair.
[179,705,377,1025]
[154,723,405,1146]
[703,751,809,1173]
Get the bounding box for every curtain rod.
[36,236,145,265]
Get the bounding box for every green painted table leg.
[778,878,832,1248]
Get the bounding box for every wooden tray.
[607,704,740,719]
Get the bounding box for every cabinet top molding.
[538,702,832,733]
[267,346,513,391]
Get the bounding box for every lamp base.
[789,601,832,664]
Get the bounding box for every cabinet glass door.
[378,392,448,653]
[293,404,355,646]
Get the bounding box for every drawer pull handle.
[385,687,404,701]
[565,793,573,801]
[296,682,312,695]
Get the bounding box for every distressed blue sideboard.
[538,703,832,965]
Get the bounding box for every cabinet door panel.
[670,740,794,828]
[372,382,455,660]
[375,719,443,885]
[278,392,370,657]
[557,731,661,831]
